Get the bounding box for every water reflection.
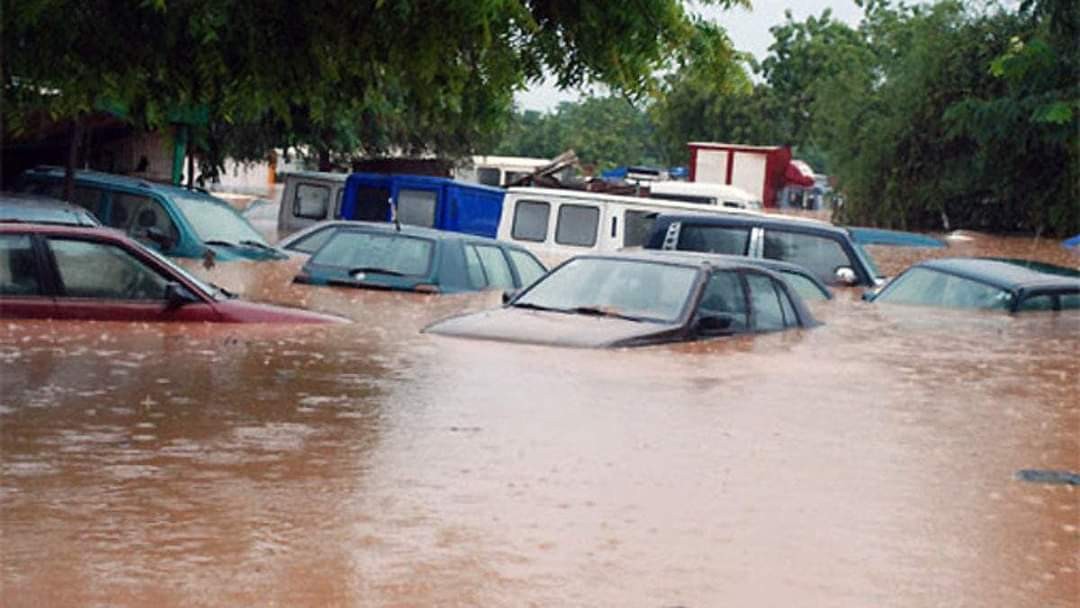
[1,232,1077,607]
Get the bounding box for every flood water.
[1,225,1077,606]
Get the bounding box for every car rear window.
[294,183,330,220]
[310,231,434,277]
[286,226,338,254]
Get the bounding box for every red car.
[0,223,344,323]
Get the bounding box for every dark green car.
[293,222,547,294]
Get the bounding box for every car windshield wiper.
[349,266,405,277]
[205,239,276,253]
[209,282,238,299]
[511,301,564,312]
[568,306,645,322]
[239,239,277,252]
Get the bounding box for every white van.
[454,155,551,187]
[496,187,759,263]
[647,181,763,210]
[276,171,349,237]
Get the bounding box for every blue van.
[18,167,284,261]
[337,173,505,238]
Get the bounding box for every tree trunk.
[63,118,84,202]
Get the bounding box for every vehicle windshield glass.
[140,244,221,298]
[877,267,1012,309]
[515,258,698,323]
[172,193,267,245]
[309,231,434,277]
[780,270,829,301]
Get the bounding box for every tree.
[495,96,661,170]
[4,0,750,183]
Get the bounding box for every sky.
[514,0,867,112]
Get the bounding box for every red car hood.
[213,299,348,324]
[424,307,683,348]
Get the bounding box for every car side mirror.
[502,289,520,305]
[696,314,735,337]
[164,282,198,309]
[145,227,175,251]
[834,266,858,286]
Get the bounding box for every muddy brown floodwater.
[1,228,1078,607]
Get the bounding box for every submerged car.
[424,251,819,348]
[0,224,343,323]
[0,192,101,226]
[865,257,1080,313]
[18,167,285,261]
[275,219,369,256]
[644,212,945,287]
[293,222,548,294]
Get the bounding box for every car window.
[697,270,748,330]
[294,183,330,220]
[396,189,437,227]
[746,273,786,331]
[555,204,600,247]
[877,267,1012,309]
[48,238,170,300]
[113,193,180,249]
[287,226,338,254]
[71,186,106,216]
[763,230,852,284]
[0,234,42,296]
[623,210,657,248]
[172,193,267,246]
[310,231,434,277]
[677,224,750,255]
[777,282,799,327]
[511,200,550,242]
[1017,294,1055,311]
[779,270,829,301]
[477,168,501,186]
[353,186,391,222]
[507,249,546,287]
[474,245,515,289]
[1061,292,1080,310]
[463,244,487,288]
[22,180,61,198]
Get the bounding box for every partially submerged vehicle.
[496,187,761,262]
[644,212,890,287]
[19,167,284,261]
[0,223,342,323]
[864,257,1080,313]
[294,222,547,295]
[424,251,818,348]
[275,171,349,237]
[0,192,100,226]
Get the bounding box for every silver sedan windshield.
[515,258,698,323]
